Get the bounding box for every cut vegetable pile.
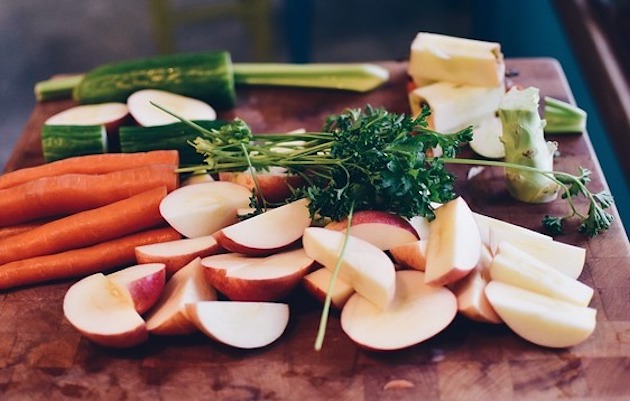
[0,32,612,353]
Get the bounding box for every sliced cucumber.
[41,125,107,162]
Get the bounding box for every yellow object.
[408,32,505,87]
[148,0,274,61]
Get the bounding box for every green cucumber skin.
[73,51,236,109]
[119,120,226,165]
[41,125,107,162]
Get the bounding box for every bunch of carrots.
[0,150,183,290]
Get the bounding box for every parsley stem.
[314,202,354,351]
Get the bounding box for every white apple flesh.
[201,248,315,301]
[389,239,429,271]
[63,273,148,348]
[484,281,597,348]
[341,270,458,351]
[145,258,217,335]
[44,102,130,133]
[424,197,482,286]
[159,181,252,238]
[324,210,419,250]
[107,263,166,315]
[489,241,594,307]
[135,235,222,277]
[219,166,304,203]
[214,198,312,256]
[127,89,216,126]
[185,301,290,349]
[302,227,396,310]
[302,267,354,309]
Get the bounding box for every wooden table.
[2,59,630,400]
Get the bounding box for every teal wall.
[473,0,630,235]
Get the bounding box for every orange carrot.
[0,163,179,226]
[0,150,179,190]
[0,219,51,240]
[0,226,181,290]
[0,186,168,265]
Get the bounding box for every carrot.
[0,219,51,240]
[0,164,179,226]
[0,226,181,290]
[0,150,179,190]
[0,186,168,265]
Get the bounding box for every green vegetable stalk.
[499,86,560,203]
[544,96,587,134]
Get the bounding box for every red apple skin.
[107,264,166,315]
[219,170,304,203]
[213,230,300,257]
[135,238,224,277]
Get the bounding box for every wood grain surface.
[1,59,629,400]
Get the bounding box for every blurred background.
[1,0,628,231]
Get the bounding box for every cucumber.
[73,51,236,109]
[119,120,227,165]
[41,125,107,162]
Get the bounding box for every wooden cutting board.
[1,59,630,400]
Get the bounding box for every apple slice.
[484,281,597,348]
[63,273,148,348]
[424,197,482,286]
[145,258,217,335]
[489,241,594,307]
[181,171,215,186]
[341,270,457,350]
[389,239,429,271]
[302,267,354,309]
[214,198,312,256]
[159,181,252,238]
[135,235,222,277]
[219,166,304,203]
[107,263,166,315]
[201,248,314,301]
[450,245,501,324]
[474,212,552,251]
[45,102,130,133]
[302,227,396,310]
[185,301,290,349]
[324,210,419,250]
[127,89,216,127]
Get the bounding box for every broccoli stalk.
[499,86,560,203]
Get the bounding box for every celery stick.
[543,96,587,134]
[34,74,84,102]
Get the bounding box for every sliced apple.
[389,239,429,271]
[484,281,597,348]
[201,248,314,301]
[408,215,431,239]
[219,166,304,203]
[302,227,396,310]
[44,102,130,133]
[214,198,312,256]
[185,301,290,349]
[489,241,594,307]
[302,267,354,309]
[135,235,222,277]
[181,171,215,186]
[424,197,482,286]
[474,212,552,251]
[63,272,148,348]
[324,210,419,250]
[145,258,217,335]
[341,270,457,351]
[127,89,216,126]
[450,245,501,324]
[159,181,252,238]
[107,263,166,315]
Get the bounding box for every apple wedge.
[135,235,222,277]
[185,301,290,349]
[145,258,217,335]
[474,212,552,251]
[159,181,252,238]
[302,267,354,309]
[389,239,429,271]
[489,241,594,307]
[45,102,130,134]
[324,210,419,250]
[127,89,216,126]
[201,248,315,301]
[214,198,312,256]
[219,166,304,203]
[107,263,166,315]
[449,245,501,324]
[424,197,482,286]
[63,272,148,348]
[302,227,396,310]
[341,270,457,351]
[484,281,597,348]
